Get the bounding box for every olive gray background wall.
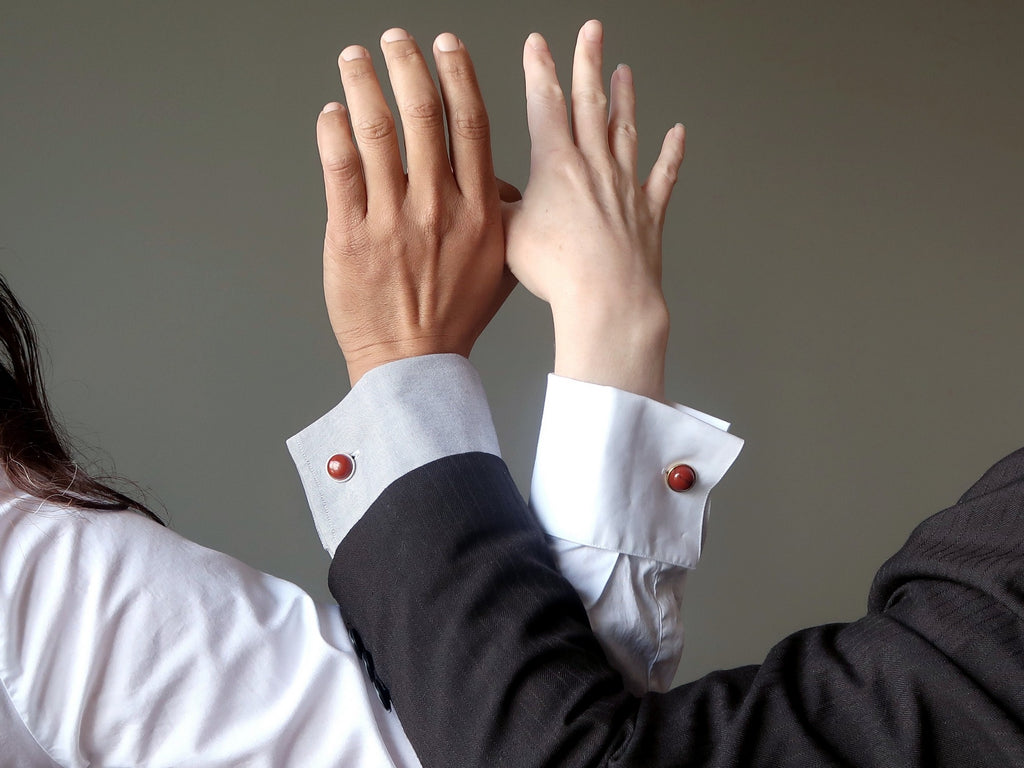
[2,0,1022,685]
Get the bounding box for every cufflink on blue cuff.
[665,463,696,492]
[326,453,356,482]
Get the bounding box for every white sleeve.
[0,487,422,768]
[531,375,744,693]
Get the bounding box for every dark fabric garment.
[329,448,1024,767]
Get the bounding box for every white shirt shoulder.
[0,475,420,768]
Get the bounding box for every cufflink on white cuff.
[664,463,696,492]
[326,453,356,482]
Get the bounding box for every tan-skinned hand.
[316,29,518,386]
[504,20,686,402]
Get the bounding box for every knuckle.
[354,114,396,142]
[537,147,585,183]
[574,88,608,110]
[417,198,451,234]
[534,83,566,108]
[475,204,502,232]
[611,120,638,143]
[452,109,490,141]
[441,58,476,84]
[386,41,421,62]
[658,162,679,185]
[324,225,368,259]
[402,99,444,130]
[322,149,360,179]
[342,61,378,84]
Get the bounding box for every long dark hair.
[0,274,161,522]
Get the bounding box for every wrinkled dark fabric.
[330,449,1024,767]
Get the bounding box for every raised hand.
[504,20,686,401]
[316,29,516,386]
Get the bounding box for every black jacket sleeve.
[329,449,1024,768]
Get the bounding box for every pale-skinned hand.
[316,29,518,386]
[503,20,686,401]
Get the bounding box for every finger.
[643,124,687,219]
[570,19,611,158]
[434,32,495,199]
[496,177,523,203]
[523,33,573,158]
[338,45,405,205]
[380,28,452,190]
[316,102,367,223]
[607,64,638,176]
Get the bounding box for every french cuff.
[530,374,744,569]
[287,354,500,555]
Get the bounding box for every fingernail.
[527,32,548,51]
[615,63,633,84]
[582,19,602,42]
[435,32,460,52]
[322,102,344,113]
[340,45,368,61]
[382,27,410,43]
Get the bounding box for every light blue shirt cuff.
[286,354,499,555]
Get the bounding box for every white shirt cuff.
[530,374,744,569]
[286,354,499,555]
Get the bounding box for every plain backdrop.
[2,0,1022,685]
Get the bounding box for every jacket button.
[374,678,392,711]
[666,464,696,492]
[362,651,376,680]
[327,453,356,482]
[348,626,365,655]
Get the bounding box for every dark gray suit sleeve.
[329,449,1024,767]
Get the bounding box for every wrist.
[342,337,472,386]
[551,298,669,401]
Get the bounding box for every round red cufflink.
[327,453,356,482]
[665,463,696,493]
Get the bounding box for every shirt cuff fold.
[530,374,744,569]
[287,354,500,555]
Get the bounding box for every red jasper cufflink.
[665,463,696,493]
[327,453,356,482]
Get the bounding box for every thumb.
[496,177,523,203]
